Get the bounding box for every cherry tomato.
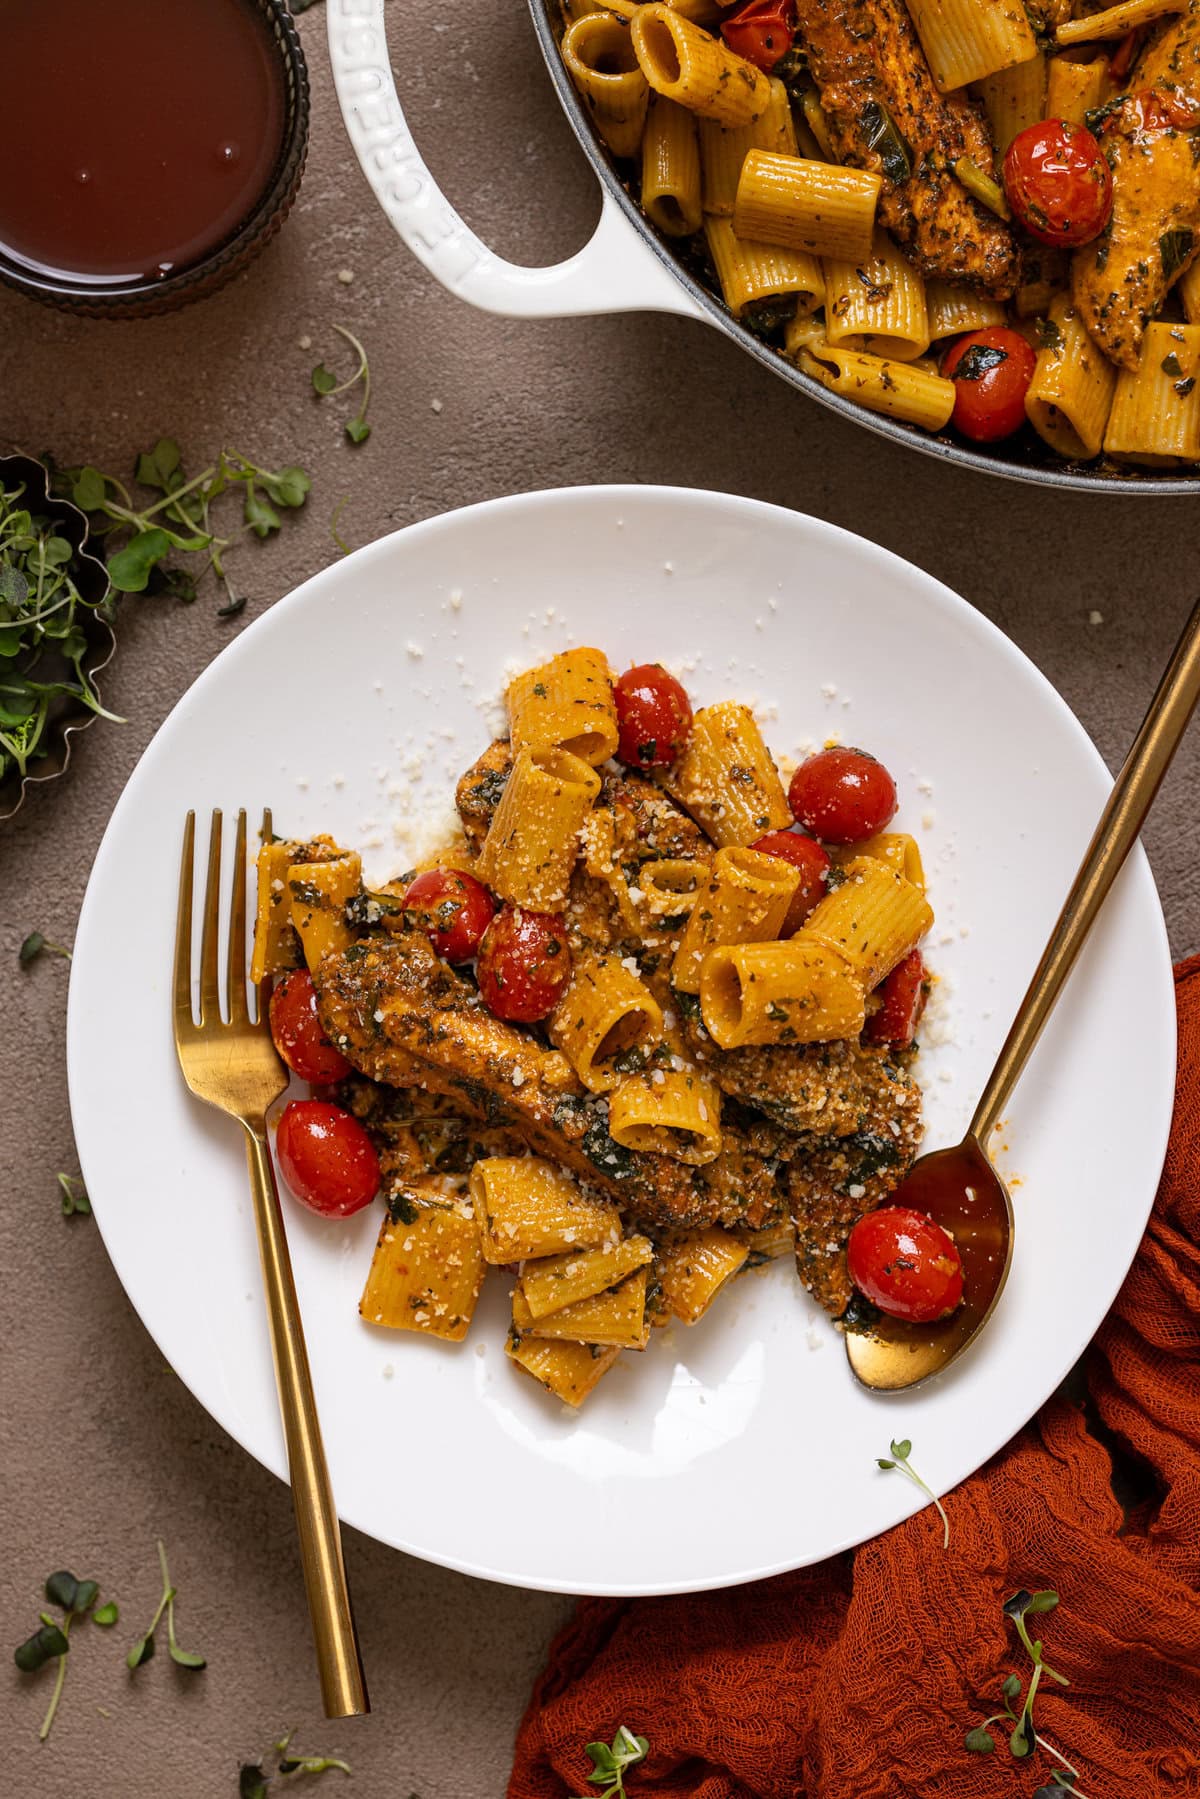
[476,906,572,1022]
[403,867,496,964]
[613,664,693,770]
[788,746,897,844]
[941,327,1037,444]
[1003,120,1113,249]
[750,829,831,930]
[275,1100,380,1217]
[720,0,795,71]
[1131,86,1200,132]
[268,969,352,1083]
[864,950,929,1045]
[846,1205,964,1323]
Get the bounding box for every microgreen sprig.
[876,1438,950,1548]
[584,1726,650,1797]
[13,1570,108,1741]
[312,326,372,445]
[966,1590,1088,1793]
[19,930,72,967]
[239,1731,352,1795]
[56,1172,91,1218]
[127,1540,206,1672]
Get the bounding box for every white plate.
[68,487,1175,1596]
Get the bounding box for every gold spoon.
[846,595,1200,1392]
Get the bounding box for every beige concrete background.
[3,4,1198,1795]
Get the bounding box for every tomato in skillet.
[613,663,693,769]
[750,829,831,930]
[476,906,572,1023]
[268,969,352,1082]
[787,746,897,844]
[846,1205,964,1323]
[941,327,1036,444]
[1131,87,1200,132]
[1003,120,1113,249]
[403,867,496,964]
[864,950,929,1046]
[275,1100,380,1217]
[720,0,796,72]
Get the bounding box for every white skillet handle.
[327,0,705,320]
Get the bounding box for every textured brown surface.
[2,5,1199,1796]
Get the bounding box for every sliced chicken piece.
[455,739,512,851]
[793,0,1021,296]
[1072,3,1200,368]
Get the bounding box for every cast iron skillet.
[327,0,1199,493]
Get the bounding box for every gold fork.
[173,807,369,1718]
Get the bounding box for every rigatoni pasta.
[905,0,1038,91]
[549,954,664,1090]
[793,338,956,432]
[642,95,702,237]
[734,151,880,263]
[823,233,931,362]
[704,216,823,321]
[560,12,649,161]
[671,845,801,991]
[507,645,619,766]
[699,938,867,1048]
[668,700,792,846]
[631,4,770,125]
[801,856,934,992]
[1103,323,1200,465]
[477,746,601,910]
[1025,298,1118,462]
[607,1067,723,1163]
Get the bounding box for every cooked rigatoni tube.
[668,700,792,847]
[507,645,619,766]
[1180,258,1200,324]
[704,216,823,320]
[698,77,796,214]
[635,856,710,919]
[630,5,770,125]
[562,12,649,160]
[288,851,362,972]
[906,0,1038,91]
[1056,0,1186,44]
[642,95,702,236]
[699,938,866,1048]
[734,152,880,263]
[470,1157,621,1263]
[1025,296,1117,460]
[978,51,1046,153]
[824,232,931,361]
[1104,323,1200,464]
[1045,54,1110,125]
[655,1228,749,1323]
[512,1269,651,1349]
[505,1333,621,1407]
[793,338,956,431]
[250,835,309,981]
[926,281,1008,342]
[563,0,637,18]
[359,1202,485,1340]
[520,1236,654,1321]
[802,856,933,991]
[549,954,664,1091]
[671,845,800,991]
[607,1067,722,1163]
[476,746,600,910]
[832,831,926,894]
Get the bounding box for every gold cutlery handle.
[243,1125,369,1718]
[971,595,1200,1146]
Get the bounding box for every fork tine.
[199,809,223,1025]
[253,806,273,1025]
[228,809,249,1023]
[174,811,196,1039]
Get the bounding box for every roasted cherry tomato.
[1131,86,1200,132]
[864,950,929,1046]
[1003,120,1113,249]
[403,867,496,964]
[846,1205,964,1323]
[750,829,831,930]
[268,969,352,1083]
[720,0,795,71]
[476,906,571,1022]
[788,746,897,844]
[613,663,693,769]
[941,327,1037,444]
[275,1100,380,1217]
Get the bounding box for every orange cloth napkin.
[509,957,1200,1799]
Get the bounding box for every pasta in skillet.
[553,0,1200,469]
[256,650,948,1408]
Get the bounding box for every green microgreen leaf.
[240,1766,270,1799]
[584,1726,649,1796]
[1027,1590,1060,1615]
[45,1572,98,1613]
[106,527,172,593]
[19,930,71,966]
[966,1592,1087,1794]
[964,1726,996,1754]
[344,418,371,446]
[71,466,109,512]
[128,1540,205,1673]
[14,1623,68,1672]
[134,438,183,493]
[312,325,372,446]
[57,1172,91,1217]
[244,486,282,539]
[876,1437,949,1548]
[1002,1672,1022,1700]
[93,1601,119,1627]
[217,591,248,619]
[311,363,338,395]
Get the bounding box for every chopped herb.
[876,1437,950,1548]
[1176,376,1196,397]
[952,343,1008,381]
[1035,317,1063,352]
[311,325,372,446]
[861,100,911,184]
[1162,351,1184,377]
[1160,228,1194,280]
[954,156,1011,220]
[585,1726,649,1797]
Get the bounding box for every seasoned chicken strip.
[315,933,721,1229]
[1072,3,1200,368]
[787,1099,924,1316]
[792,0,1020,296]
